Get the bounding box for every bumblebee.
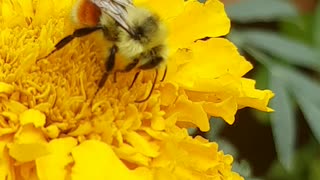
[40,0,167,102]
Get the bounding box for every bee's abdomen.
[74,0,102,27]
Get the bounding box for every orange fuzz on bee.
[73,0,101,26]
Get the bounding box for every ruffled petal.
[36,137,77,180]
[168,0,230,50]
[71,140,142,180]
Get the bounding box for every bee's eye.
[153,56,163,63]
[139,56,163,70]
[132,26,144,40]
[131,16,158,42]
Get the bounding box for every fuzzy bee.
[40,0,168,102]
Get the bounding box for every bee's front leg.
[94,45,118,96]
[113,58,139,83]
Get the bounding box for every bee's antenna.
[135,69,158,103]
[160,66,167,82]
[129,71,141,89]
[37,27,103,62]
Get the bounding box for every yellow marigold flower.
[0,0,274,179]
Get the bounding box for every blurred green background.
[193,0,320,179]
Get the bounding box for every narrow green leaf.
[226,0,298,23]
[280,15,314,44]
[268,65,320,143]
[280,67,320,107]
[232,160,252,177]
[242,46,276,68]
[310,159,320,180]
[240,30,320,71]
[281,68,320,142]
[313,2,320,48]
[247,47,297,170]
[295,96,320,143]
[270,73,296,171]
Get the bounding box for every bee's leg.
[160,65,167,82]
[134,56,163,103]
[129,71,140,89]
[37,27,103,61]
[113,71,118,83]
[135,69,158,103]
[113,58,139,83]
[94,45,118,96]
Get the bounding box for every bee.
[39,0,168,103]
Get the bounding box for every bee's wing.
[91,0,134,34]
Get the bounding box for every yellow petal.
[8,143,49,162]
[36,137,77,180]
[159,83,178,106]
[238,78,275,112]
[19,109,46,127]
[71,140,141,180]
[132,167,152,180]
[114,144,151,166]
[44,125,60,139]
[0,136,14,180]
[150,116,165,131]
[3,100,28,114]
[1,111,18,123]
[124,131,159,157]
[172,38,252,90]
[14,124,47,144]
[167,95,209,131]
[0,127,17,136]
[152,132,237,179]
[168,0,230,50]
[18,0,34,18]
[48,137,78,154]
[68,121,93,136]
[203,97,237,124]
[9,125,48,163]
[2,0,27,27]
[122,104,141,131]
[135,0,184,21]
[0,82,14,94]
[17,161,39,180]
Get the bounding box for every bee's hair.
[99,7,167,64]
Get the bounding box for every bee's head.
[131,16,158,43]
[117,7,167,63]
[137,45,167,70]
[126,7,166,46]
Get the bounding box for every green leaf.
[232,160,252,177]
[313,1,320,48]
[280,15,314,44]
[270,72,296,171]
[226,0,298,23]
[246,47,296,170]
[283,68,320,142]
[240,30,320,71]
[270,65,320,143]
[310,159,320,180]
[281,67,320,107]
[295,97,320,145]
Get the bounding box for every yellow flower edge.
[0,0,274,179]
